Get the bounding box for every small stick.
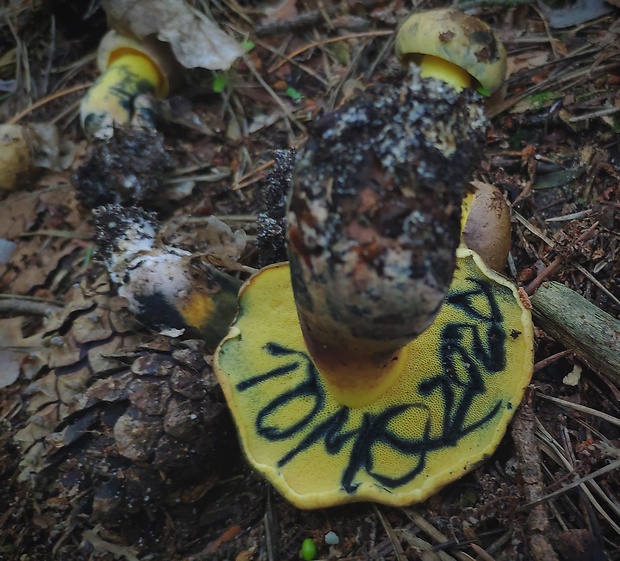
[511,389,560,561]
[530,282,620,386]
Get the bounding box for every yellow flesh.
[461,189,475,231]
[214,249,533,508]
[80,53,162,132]
[180,291,215,330]
[420,54,472,92]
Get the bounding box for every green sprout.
[301,538,318,561]
[212,72,228,93]
[527,91,559,109]
[286,86,303,101]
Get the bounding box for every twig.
[489,62,620,118]
[374,505,407,561]
[520,457,620,512]
[0,298,62,316]
[536,393,620,429]
[530,282,620,385]
[470,543,497,561]
[255,5,340,36]
[264,488,278,561]
[569,106,620,123]
[401,509,478,561]
[8,82,92,124]
[267,30,393,74]
[42,15,56,95]
[241,53,305,134]
[511,390,560,561]
[536,419,620,536]
[524,256,562,295]
[533,349,574,372]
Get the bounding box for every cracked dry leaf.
[102,0,244,71]
[165,214,247,270]
[0,317,48,388]
[196,216,247,270]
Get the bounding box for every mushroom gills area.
[214,248,533,509]
[419,55,472,91]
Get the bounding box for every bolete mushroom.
[395,8,507,96]
[80,31,182,138]
[214,10,532,509]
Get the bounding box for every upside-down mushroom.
[214,9,533,509]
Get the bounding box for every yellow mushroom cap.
[395,8,507,95]
[97,30,181,98]
[214,248,533,509]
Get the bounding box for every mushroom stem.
[80,53,162,131]
[80,31,180,137]
[287,73,488,406]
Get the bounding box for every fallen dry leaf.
[507,51,549,77]
[261,0,298,26]
[0,317,48,388]
[102,0,244,70]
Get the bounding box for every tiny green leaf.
[301,538,318,561]
[527,91,559,108]
[213,73,228,93]
[242,40,255,52]
[83,244,95,266]
[286,86,303,101]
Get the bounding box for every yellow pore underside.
[214,248,534,509]
[419,54,472,92]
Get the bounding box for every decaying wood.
[530,282,620,385]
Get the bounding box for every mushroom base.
[214,248,533,509]
[301,333,407,408]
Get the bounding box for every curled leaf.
[102,0,244,70]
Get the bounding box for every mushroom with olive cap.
[395,8,507,96]
[214,10,532,509]
[80,31,182,138]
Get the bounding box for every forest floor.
[0,0,619,560]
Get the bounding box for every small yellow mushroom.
[0,123,65,191]
[93,205,241,352]
[0,125,31,191]
[80,31,182,137]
